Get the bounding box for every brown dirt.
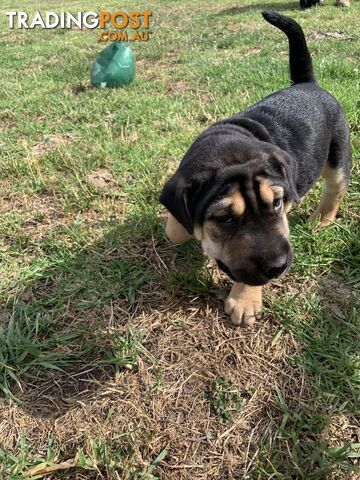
[306,31,355,41]
[86,168,118,193]
[32,132,76,156]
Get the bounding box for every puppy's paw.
[225,283,262,327]
[165,213,192,244]
[308,210,334,229]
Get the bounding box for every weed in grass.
[211,375,243,423]
[77,441,168,480]
[0,435,59,480]
[76,438,138,477]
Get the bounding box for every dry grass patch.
[0,296,311,479]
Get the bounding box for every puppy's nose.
[263,255,288,279]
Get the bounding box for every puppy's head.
[160,142,299,286]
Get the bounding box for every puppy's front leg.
[225,283,262,327]
[165,213,192,245]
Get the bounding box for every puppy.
[160,12,351,326]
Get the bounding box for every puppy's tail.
[262,11,315,85]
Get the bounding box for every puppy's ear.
[269,155,300,203]
[160,171,196,234]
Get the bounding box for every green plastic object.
[91,42,135,88]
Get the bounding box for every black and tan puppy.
[160,12,351,326]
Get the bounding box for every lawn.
[0,0,359,479]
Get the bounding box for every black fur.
[262,11,315,84]
[160,12,351,239]
[300,0,321,9]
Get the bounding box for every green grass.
[259,285,359,478]
[0,304,142,400]
[0,0,359,478]
[210,375,244,423]
[0,436,168,480]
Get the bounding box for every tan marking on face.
[207,191,246,218]
[202,217,254,281]
[272,186,284,198]
[206,198,233,216]
[230,191,245,216]
[165,213,192,244]
[202,191,245,261]
[259,181,274,204]
[211,208,230,218]
[256,178,285,211]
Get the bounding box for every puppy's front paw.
[165,213,192,244]
[225,283,262,327]
[308,210,332,229]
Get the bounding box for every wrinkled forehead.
[205,177,284,217]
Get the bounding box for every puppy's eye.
[273,198,283,212]
[213,214,234,224]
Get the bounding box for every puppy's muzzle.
[216,249,293,285]
[262,254,289,279]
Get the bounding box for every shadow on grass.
[214,2,300,16]
[0,212,211,418]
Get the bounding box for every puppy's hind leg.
[165,213,192,244]
[309,166,347,227]
[310,132,351,228]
